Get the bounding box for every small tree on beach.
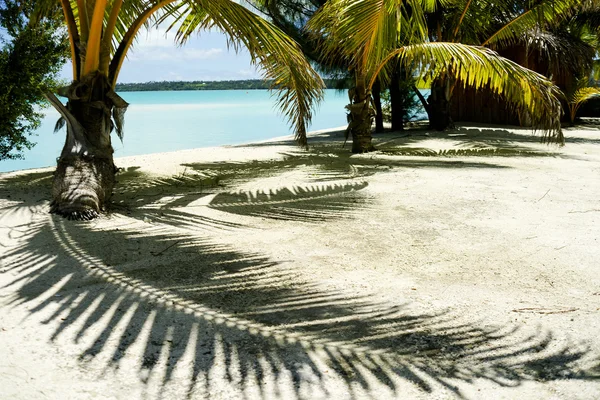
[0,1,68,160]
[35,0,324,220]
[565,78,600,124]
[307,0,564,153]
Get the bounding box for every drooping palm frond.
[308,0,428,84]
[385,43,563,141]
[160,0,325,146]
[381,147,552,157]
[524,27,596,79]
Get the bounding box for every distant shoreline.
[116,79,432,92]
[115,79,350,92]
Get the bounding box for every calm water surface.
[0,89,427,172]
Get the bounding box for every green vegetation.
[2,0,599,219]
[565,79,600,125]
[308,0,564,152]
[115,79,349,92]
[0,1,67,160]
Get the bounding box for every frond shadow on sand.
[1,146,599,399]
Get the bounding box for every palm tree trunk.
[346,76,376,153]
[427,76,454,131]
[46,73,126,220]
[372,79,384,133]
[389,70,404,131]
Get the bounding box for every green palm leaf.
[566,83,600,122]
[161,0,325,146]
[571,87,600,104]
[389,42,562,140]
[481,0,582,47]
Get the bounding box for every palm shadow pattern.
[1,154,599,399]
[246,126,563,157]
[110,130,534,231]
[111,158,373,225]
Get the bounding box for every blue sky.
[59,26,261,83]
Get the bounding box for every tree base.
[51,157,116,220]
[429,115,454,131]
[351,144,377,154]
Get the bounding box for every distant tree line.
[115,79,350,92]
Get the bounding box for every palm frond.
[382,147,552,157]
[161,0,325,146]
[566,82,600,122]
[482,0,582,47]
[308,0,564,142]
[388,43,563,141]
[109,0,179,86]
[523,28,596,78]
[571,86,600,104]
[307,0,427,84]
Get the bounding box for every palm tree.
[38,0,324,220]
[250,0,414,133]
[308,0,563,153]
[556,1,600,123]
[565,78,600,124]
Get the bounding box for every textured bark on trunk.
[427,77,454,131]
[52,156,115,220]
[346,77,376,153]
[372,80,385,133]
[46,73,127,220]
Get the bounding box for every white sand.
[1,123,599,399]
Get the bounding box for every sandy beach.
[1,122,599,399]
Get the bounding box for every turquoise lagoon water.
[0,89,427,173]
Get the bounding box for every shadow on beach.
[1,150,599,398]
[243,124,567,155]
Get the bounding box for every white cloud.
[126,25,225,62]
[128,47,223,62]
[237,68,260,78]
[183,48,224,59]
[134,27,176,49]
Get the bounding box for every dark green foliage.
[0,1,67,160]
[250,0,326,62]
[116,79,273,92]
[115,78,349,92]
